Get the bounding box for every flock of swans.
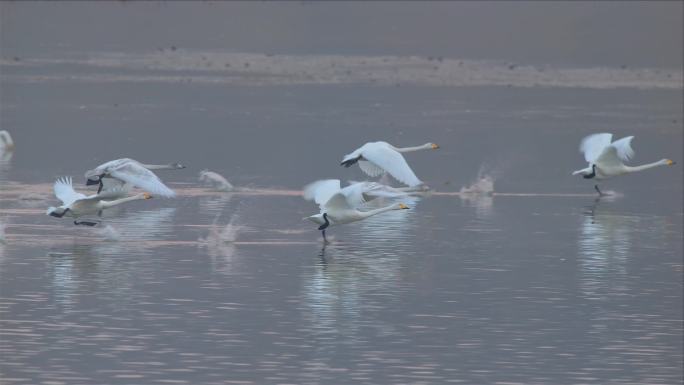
[0,129,675,241]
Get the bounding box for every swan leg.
[594,184,605,196]
[97,179,104,194]
[321,230,329,243]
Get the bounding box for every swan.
[572,133,675,195]
[199,170,234,192]
[85,158,184,198]
[46,177,153,226]
[340,141,439,187]
[303,179,410,241]
[0,130,14,151]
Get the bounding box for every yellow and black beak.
[431,143,440,149]
[398,203,410,209]
[666,159,675,166]
[143,193,153,199]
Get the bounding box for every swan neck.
[625,161,667,173]
[360,204,396,218]
[142,163,173,170]
[396,144,431,153]
[100,194,145,208]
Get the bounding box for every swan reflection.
[301,196,420,352]
[578,200,635,299]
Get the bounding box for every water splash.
[199,170,234,192]
[0,220,6,244]
[96,225,121,242]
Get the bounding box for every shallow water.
[1,19,683,385]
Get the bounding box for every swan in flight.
[572,133,675,195]
[303,179,410,242]
[46,177,153,226]
[0,130,14,151]
[85,158,184,198]
[340,141,439,188]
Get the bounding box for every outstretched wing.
[610,136,635,162]
[341,181,406,207]
[580,133,613,163]
[303,179,341,208]
[360,144,422,187]
[323,192,353,212]
[358,160,386,177]
[109,161,175,197]
[53,177,86,206]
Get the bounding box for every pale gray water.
[1,2,683,385]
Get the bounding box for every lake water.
[1,9,683,384]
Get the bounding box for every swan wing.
[109,162,176,197]
[303,179,341,208]
[358,160,386,177]
[594,146,625,169]
[580,133,613,163]
[360,145,422,187]
[323,192,353,212]
[610,136,635,162]
[100,177,131,194]
[54,177,86,206]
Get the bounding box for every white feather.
[580,133,613,163]
[53,177,86,206]
[350,142,422,187]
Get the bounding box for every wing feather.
[303,179,341,208]
[109,162,175,197]
[610,136,635,162]
[324,192,353,211]
[580,133,613,163]
[361,144,422,187]
[358,160,386,177]
[53,177,86,206]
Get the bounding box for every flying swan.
[303,179,410,242]
[572,133,675,195]
[47,177,153,226]
[85,158,185,198]
[340,141,439,188]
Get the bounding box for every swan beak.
[666,159,675,166]
[431,143,440,149]
[143,193,153,199]
[398,203,410,209]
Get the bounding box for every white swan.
[199,170,234,192]
[341,141,439,187]
[46,177,153,226]
[0,130,14,151]
[572,133,675,195]
[303,179,410,241]
[85,158,184,198]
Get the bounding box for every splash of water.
[96,225,121,242]
[199,170,234,192]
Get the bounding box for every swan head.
[171,162,186,169]
[397,203,410,210]
[142,193,153,200]
[663,159,675,166]
[428,143,440,150]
